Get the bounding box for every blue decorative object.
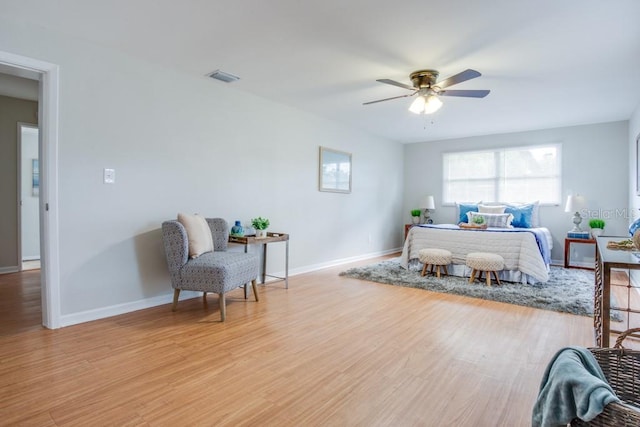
[629,217,640,237]
[457,203,479,223]
[505,204,535,228]
[230,220,244,237]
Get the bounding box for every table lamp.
[564,195,586,232]
[421,195,436,224]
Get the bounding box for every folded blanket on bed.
[532,346,619,427]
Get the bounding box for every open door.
[18,123,40,271]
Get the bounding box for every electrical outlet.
[104,168,115,184]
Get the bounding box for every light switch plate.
[104,168,115,184]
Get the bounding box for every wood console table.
[229,232,289,288]
[594,236,640,347]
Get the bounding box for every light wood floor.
[0,256,597,426]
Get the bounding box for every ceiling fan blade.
[376,78,415,91]
[436,69,481,89]
[363,92,417,105]
[438,89,490,98]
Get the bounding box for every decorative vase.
[591,228,604,239]
[634,230,640,250]
[256,229,267,239]
[630,216,640,237]
[230,220,244,237]
[411,216,420,224]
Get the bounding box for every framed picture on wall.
[319,146,352,193]
[32,158,39,197]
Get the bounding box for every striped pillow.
[467,212,514,228]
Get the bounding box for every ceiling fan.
[363,68,490,114]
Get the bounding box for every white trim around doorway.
[0,50,61,329]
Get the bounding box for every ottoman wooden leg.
[421,263,428,277]
[443,265,449,277]
[492,271,501,286]
[436,266,441,278]
[469,269,477,283]
[486,271,491,287]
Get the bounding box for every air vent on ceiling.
[207,70,240,83]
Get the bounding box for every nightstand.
[404,224,415,239]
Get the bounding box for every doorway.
[0,51,60,329]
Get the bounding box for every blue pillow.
[458,203,479,223]
[505,204,534,228]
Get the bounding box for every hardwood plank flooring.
[0,269,43,335]
[0,256,596,426]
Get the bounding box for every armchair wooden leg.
[251,279,259,302]
[172,289,180,311]
[244,284,248,300]
[219,293,226,322]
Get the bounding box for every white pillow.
[478,204,506,214]
[467,211,514,228]
[177,213,214,258]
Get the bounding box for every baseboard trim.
[60,247,402,327]
[265,247,402,282]
[60,290,201,327]
[0,266,19,274]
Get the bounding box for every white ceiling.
[3,0,640,143]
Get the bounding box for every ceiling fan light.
[423,95,443,114]
[409,95,426,114]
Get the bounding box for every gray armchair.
[162,217,259,321]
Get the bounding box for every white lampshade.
[409,95,426,114]
[564,195,586,213]
[423,95,443,114]
[409,94,443,114]
[421,195,436,210]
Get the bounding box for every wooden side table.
[564,237,596,270]
[229,232,289,288]
[404,224,415,239]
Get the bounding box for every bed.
[400,224,553,284]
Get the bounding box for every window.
[442,144,561,204]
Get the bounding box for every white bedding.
[400,225,551,284]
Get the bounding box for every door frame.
[0,50,60,329]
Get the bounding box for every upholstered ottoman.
[466,252,505,286]
[418,248,452,278]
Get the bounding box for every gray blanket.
[532,346,619,426]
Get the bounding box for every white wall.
[629,103,640,217]
[0,18,404,322]
[403,121,629,263]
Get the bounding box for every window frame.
[441,143,562,206]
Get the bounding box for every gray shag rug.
[340,258,620,319]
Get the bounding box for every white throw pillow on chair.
[177,213,214,258]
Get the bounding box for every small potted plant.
[589,218,605,238]
[251,217,270,238]
[472,215,487,228]
[410,209,421,224]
